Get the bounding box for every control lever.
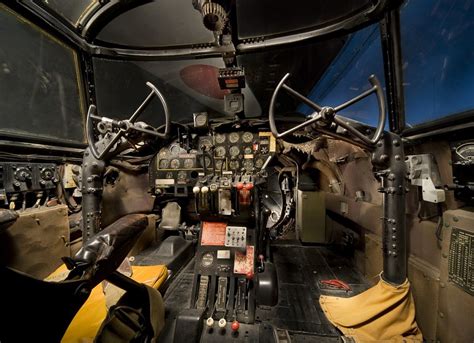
[269,73,386,149]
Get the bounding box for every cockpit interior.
[1,0,473,342]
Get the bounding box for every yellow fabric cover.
[45,264,168,343]
[319,278,422,342]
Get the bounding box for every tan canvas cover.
[320,278,422,342]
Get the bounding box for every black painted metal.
[81,148,105,242]
[372,132,408,284]
[379,9,406,134]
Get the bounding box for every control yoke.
[268,73,386,149]
[86,82,171,160]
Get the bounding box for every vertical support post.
[81,147,105,243]
[379,9,406,134]
[372,132,408,285]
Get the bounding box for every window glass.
[301,0,474,129]
[0,5,86,143]
[298,24,385,128]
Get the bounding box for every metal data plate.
[448,228,474,295]
[225,226,247,248]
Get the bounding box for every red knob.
[245,183,254,190]
[236,182,244,190]
[231,320,240,332]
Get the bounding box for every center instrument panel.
[149,131,275,196]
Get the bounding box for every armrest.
[68,214,148,283]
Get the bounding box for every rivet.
[453,216,459,222]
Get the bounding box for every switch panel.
[225,226,247,248]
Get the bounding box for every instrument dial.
[215,133,226,144]
[183,158,194,169]
[229,145,240,157]
[199,156,212,168]
[159,159,169,169]
[243,159,254,171]
[215,159,224,171]
[229,132,240,143]
[170,159,180,169]
[169,144,182,155]
[243,146,253,155]
[199,137,213,151]
[242,132,254,143]
[177,171,187,182]
[229,160,240,170]
[215,146,226,157]
[255,158,264,169]
[159,148,168,158]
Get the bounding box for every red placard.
[233,245,255,274]
[201,221,227,246]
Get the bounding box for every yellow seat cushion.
[45,264,168,343]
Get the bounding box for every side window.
[0,5,86,143]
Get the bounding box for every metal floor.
[160,242,369,342]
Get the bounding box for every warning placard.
[233,245,255,274]
[201,221,227,246]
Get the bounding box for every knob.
[193,186,200,194]
[218,318,226,328]
[231,320,240,332]
[206,317,214,328]
[236,182,244,190]
[245,183,254,190]
[201,186,209,194]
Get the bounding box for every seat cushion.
[45,264,168,343]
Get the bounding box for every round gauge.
[243,146,253,155]
[199,156,212,168]
[177,171,187,181]
[215,133,226,144]
[229,160,240,170]
[159,159,169,169]
[194,113,208,127]
[183,158,194,169]
[455,143,474,163]
[229,132,240,144]
[169,144,181,155]
[170,159,180,169]
[255,158,264,169]
[229,145,240,157]
[215,146,226,157]
[201,253,214,267]
[215,159,224,171]
[242,132,254,143]
[199,137,213,150]
[159,148,169,158]
[40,167,55,181]
[243,159,254,171]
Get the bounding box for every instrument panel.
[150,131,275,193]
